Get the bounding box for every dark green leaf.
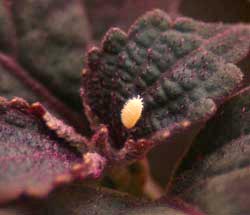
[171,88,250,214]
[175,87,250,182]
[82,9,246,153]
[176,134,250,215]
[8,0,91,111]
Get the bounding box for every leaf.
[0,60,71,122]
[180,0,250,85]
[0,0,91,132]
[0,52,88,133]
[173,86,250,186]
[148,125,201,187]
[0,183,204,215]
[175,134,250,215]
[82,9,247,161]
[0,0,91,111]
[0,97,106,203]
[170,87,250,214]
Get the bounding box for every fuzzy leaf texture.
[171,87,250,214]
[8,0,90,111]
[174,86,250,176]
[0,0,92,132]
[0,4,250,215]
[82,9,250,155]
[0,97,106,203]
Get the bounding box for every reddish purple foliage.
[0,97,106,203]
[1,1,250,214]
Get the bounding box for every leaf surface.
[0,0,91,113]
[0,97,105,203]
[82,9,247,153]
[174,87,250,184]
[171,87,250,214]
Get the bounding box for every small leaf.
[82,9,246,160]
[0,97,106,203]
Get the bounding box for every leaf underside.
[83,9,249,147]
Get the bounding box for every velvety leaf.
[180,0,250,83]
[174,134,250,215]
[170,87,250,214]
[0,183,204,215]
[82,9,245,160]
[0,52,88,133]
[174,86,250,183]
[0,97,106,203]
[0,60,67,121]
[7,0,91,111]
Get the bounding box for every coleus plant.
[1,1,250,214]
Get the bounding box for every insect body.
[121,96,144,129]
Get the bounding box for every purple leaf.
[0,97,106,203]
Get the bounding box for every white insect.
[121,95,144,129]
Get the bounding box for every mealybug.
[121,96,144,129]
